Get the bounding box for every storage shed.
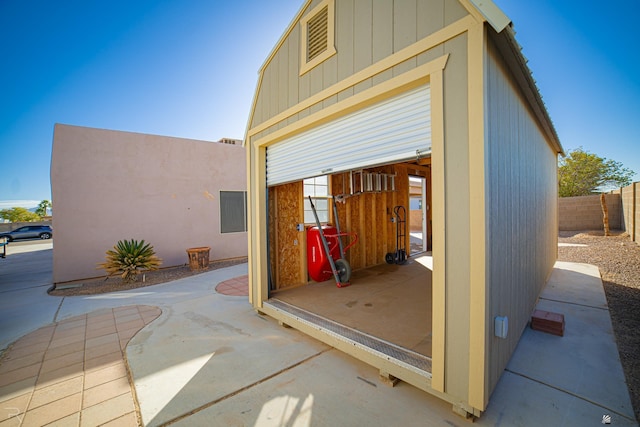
[245,0,563,418]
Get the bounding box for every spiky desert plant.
[98,239,162,283]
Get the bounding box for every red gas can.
[307,225,341,282]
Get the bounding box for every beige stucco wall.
[51,124,246,284]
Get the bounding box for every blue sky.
[1,0,638,209]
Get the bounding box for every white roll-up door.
[266,85,431,186]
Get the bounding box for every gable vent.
[307,6,328,62]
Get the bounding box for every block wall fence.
[558,181,639,243]
[558,194,621,231]
[620,182,639,243]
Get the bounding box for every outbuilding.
[245,0,562,417]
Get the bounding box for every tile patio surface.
[214,275,248,297]
[0,273,248,427]
[0,306,161,426]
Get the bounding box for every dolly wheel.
[335,258,352,283]
[385,252,395,264]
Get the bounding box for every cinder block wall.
[620,182,639,242]
[558,194,621,231]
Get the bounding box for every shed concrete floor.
[271,255,433,357]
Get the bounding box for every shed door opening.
[264,86,434,374]
[409,176,429,254]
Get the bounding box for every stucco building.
[51,124,247,284]
[245,0,562,418]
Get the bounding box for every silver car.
[0,225,53,242]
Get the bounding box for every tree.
[0,207,41,222]
[35,200,52,217]
[558,147,635,197]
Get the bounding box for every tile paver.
[36,362,85,389]
[0,305,161,427]
[83,377,130,408]
[100,412,139,427]
[21,392,82,426]
[4,341,50,360]
[83,363,127,390]
[84,341,124,362]
[215,274,248,296]
[83,351,122,372]
[80,393,136,427]
[0,353,45,376]
[85,333,119,349]
[85,324,117,340]
[29,376,83,409]
[0,364,41,388]
[44,341,84,361]
[39,351,84,374]
[0,377,38,403]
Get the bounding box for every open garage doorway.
[264,159,434,374]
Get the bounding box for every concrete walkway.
[0,243,637,426]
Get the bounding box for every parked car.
[0,225,53,242]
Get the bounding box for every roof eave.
[467,0,563,155]
[468,0,510,33]
[498,25,564,155]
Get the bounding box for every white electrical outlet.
[494,316,508,339]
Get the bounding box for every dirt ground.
[49,257,247,296]
[558,230,640,421]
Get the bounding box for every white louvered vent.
[307,6,328,62]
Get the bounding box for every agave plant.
[98,239,162,283]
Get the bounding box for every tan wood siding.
[395,0,418,52]
[485,35,558,394]
[353,1,372,73]
[441,33,471,401]
[250,0,468,134]
[248,0,485,411]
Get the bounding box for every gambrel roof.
[245,0,562,154]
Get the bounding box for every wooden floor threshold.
[265,298,432,376]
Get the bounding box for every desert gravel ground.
[558,230,640,422]
[49,257,247,296]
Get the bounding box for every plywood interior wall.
[269,162,432,290]
[269,181,305,289]
[335,165,403,270]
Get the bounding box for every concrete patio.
[0,242,636,426]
